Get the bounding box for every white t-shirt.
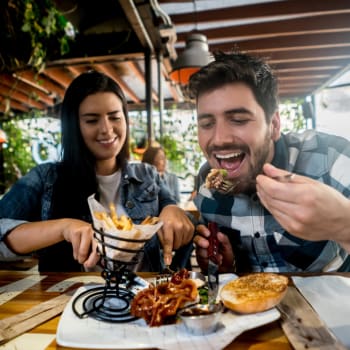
[96,170,127,216]
[86,170,128,272]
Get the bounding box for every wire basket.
[72,226,152,323]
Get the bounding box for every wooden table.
[1,269,341,350]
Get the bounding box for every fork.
[154,265,175,285]
[215,173,294,195]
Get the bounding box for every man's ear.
[270,111,281,141]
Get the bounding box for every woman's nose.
[99,117,112,133]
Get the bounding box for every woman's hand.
[193,224,235,273]
[5,218,100,269]
[157,205,195,265]
[61,219,100,269]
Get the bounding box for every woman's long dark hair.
[42,71,130,271]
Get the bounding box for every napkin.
[292,275,350,348]
[0,333,55,350]
[87,194,163,263]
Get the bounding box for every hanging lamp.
[169,33,212,85]
[0,129,7,144]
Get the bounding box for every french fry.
[141,216,160,225]
[109,202,118,221]
[141,216,152,224]
[107,203,134,230]
[93,211,115,229]
[95,202,155,231]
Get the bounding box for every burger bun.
[220,273,288,314]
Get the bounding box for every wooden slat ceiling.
[1,0,350,118]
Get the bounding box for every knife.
[207,221,219,305]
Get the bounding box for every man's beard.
[238,131,273,194]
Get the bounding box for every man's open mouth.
[215,151,245,174]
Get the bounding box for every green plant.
[1,112,60,191]
[1,0,75,73]
[22,0,75,71]
[279,99,307,133]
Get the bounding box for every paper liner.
[88,194,163,263]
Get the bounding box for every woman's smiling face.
[79,92,127,175]
[197,82,280,191]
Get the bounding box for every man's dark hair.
[189,51,279,121]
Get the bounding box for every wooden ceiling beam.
[42,67,74,89]
[262,47,350,62]
[0,96,29,113]
[127,61,159,103]
[1,73,55,106]
[176,13,350,45]
[66,65,90,78]
[0,83,47,110]
[169,0,350,26]
[281,81,322,88]
[15,71,65,102]
[273,59,349,70]
[211,32,350,53]
[94,63,141,103]
[277,70,336,77]
[278,77,330,84]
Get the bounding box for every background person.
[142,144,194,270]
[142,145,181,204]
[0,71,194,272]
[189,51,350,274]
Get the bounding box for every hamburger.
[220,273,288,314]
[205,168,228,189]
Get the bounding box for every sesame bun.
[220,273,288,314]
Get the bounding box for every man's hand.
[61,219,100,269]
[193,224,235,273]
[157,205,195,266]
[256,163,350,251]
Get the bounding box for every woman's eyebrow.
[80,109,121,117]
[80,112,99,117]
[107,109,121,115]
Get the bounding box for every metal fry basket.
[71,226,151,323]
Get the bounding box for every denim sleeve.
[0,164,52,260]
[0,219,29,260]
[157,172,177,209]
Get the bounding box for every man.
[190,51,350,273]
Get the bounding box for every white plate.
[57,274,280,350]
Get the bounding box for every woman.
[142,146,181,203]
[142,146,195,270]
[0,71,194,272]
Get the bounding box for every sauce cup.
[178,302,223,335]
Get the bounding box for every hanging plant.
[0,0,75,73]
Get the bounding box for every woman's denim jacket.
[0,161,176,271]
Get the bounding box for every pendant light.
[0,129,7,144]
[169,0,212,85]
[169,33,212,85]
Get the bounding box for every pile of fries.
[93,203,160,231]
[88,195,163,263]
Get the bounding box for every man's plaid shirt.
[194,130,350,273]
